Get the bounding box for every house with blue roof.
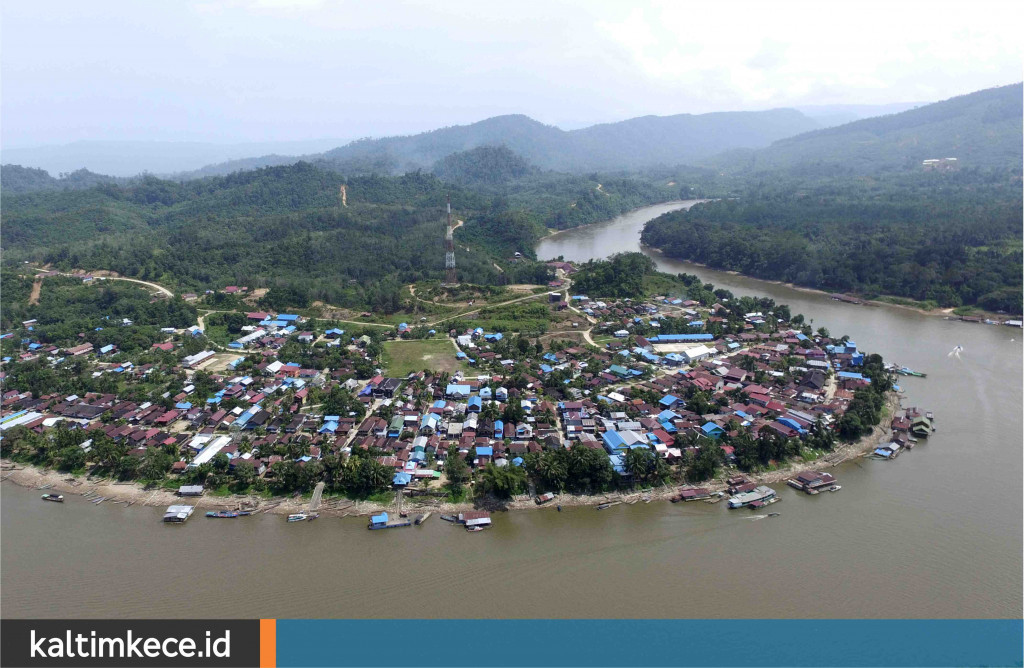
[608,453,626,474]
[493,420,503,439]
[777,417,805,434]
[392,472,412,487]
[467,396,482,412]
[659,395,681,409]
[446,384,471,398]
[420,413,441,434]
[479,387,492,400]
[701,422,724,438]
[608,364,630,378]
[658,409,679,422]
[649,334,714,342]
[837,371,866,381]
[602,430,627,453]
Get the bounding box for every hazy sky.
[2,0,1022,148]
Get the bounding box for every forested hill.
[0,161,696,312]
[1,165,122,194]
[711,83,1023,175]
[640,170,1023,313]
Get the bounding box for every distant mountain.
[0,139,349,178]
[166,109,819,179]
[717,84,1022,174]
[314,110,820,174]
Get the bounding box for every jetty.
[368,511,411,530]
[162,505,195,523]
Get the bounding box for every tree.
[480,463,526,499]
[443,446,470,495]
[623,446,657,486]
[54,445,86,472]
[139,448,173,481]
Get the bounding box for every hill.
[715,83,1022,174]
[641,170,1023,312]
[432,146,539,185]
[1,161,704,312]
[1,165,121,194]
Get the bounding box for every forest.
[1,161,689,313]
[641,169,1023,312]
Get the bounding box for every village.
[0,260,931,530]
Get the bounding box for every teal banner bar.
[276,619,1023,667]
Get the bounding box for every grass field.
[382,338,468,376]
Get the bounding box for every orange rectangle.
[260,618,277,668]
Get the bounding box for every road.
[33,268,174,298]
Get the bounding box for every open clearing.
[382,339,466,376]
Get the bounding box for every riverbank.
[0,391,901,519]
[641,247,1018,321]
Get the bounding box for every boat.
[287,513,308,522]
[596,501,621,510]
[439,514,458,523]
[466,525,484,532]
[767,512,780,517]
[925,411,934,420]
[414,511,432,525]
[728,485,777,509]
[41,493,64,502]
[307,513,319,521]
[205,510,239,518]
[828,485,842,492]
[535,492,555,505]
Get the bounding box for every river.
[2,202,1021,619]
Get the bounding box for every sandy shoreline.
[1,393,900,519]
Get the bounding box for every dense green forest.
[570,253,661,299]
[1,160,692,312]
[641,169,1023,312]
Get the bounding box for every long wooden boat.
[206,510,239,518]
[41,493,64,502]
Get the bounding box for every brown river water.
[2,201,1021,619]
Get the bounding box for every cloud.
[1,0,1021,145]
